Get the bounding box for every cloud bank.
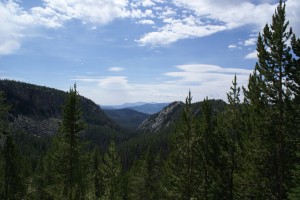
[1,0,300,54]
[73,64,252,105]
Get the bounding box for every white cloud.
[97,76,129,88]
[137,19,155,25]
[39,0,130,25]
[2,0,300,54]
[244,38,256,46]
[137,17,226,46]
[130,8,154,18]
[286,0,300,36]
[73,64,252,104]
[0,0,130,55]
[228,44,237,49]
[245,50,257,59]
[0,1,34,55]
[173,0,276,29]
[160,6,176,18]
[108,67,125,72]
[0,40,21,55]
[142,0,155,7]
[137,0,300,46]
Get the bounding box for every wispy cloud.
[136,17,226,46]
[73,64,252,104]
[108,67,125,72]
[245,50,257,59]
[1,0,300,54]
[228,44,237,49]
[38,0,129,25]
[136,0,279,46]
[0,1,32,55]
[0,0,130,55]
[244,38,257,46]
[137,19,155,25]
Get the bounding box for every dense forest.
[0,1,300,199]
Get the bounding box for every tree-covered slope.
[137,99,226,134]
[0,79,124,140]
[103,108,150,131]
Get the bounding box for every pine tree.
[92,148,104,200]
[0,91,9,138]
[101,141,122,200]
[244,1,298,199]
[243,66,271,199]
[128,148,163,200]
[44,84,87,200]
[195,97,220,200]
[216,75,248,199]
[2,134,26,200]
[164,91,199,199]
[0,91,26,199]
[287,34,300,200]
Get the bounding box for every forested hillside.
[0,1,299,200]
[103,108,150,131]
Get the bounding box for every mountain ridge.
[137,99,227,134]
[0,79,124,140]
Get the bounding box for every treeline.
[0,1,300,199]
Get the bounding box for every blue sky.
[0,0,299,105]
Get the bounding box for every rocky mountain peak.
[137,101,183,133]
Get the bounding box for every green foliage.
[164,91,200,199]
[128,148,164,200]
[287,33,300,200]
[217,75,248,199]
[243,1,300,199]
[101,141,122,200]
[0,91,10,138]
[0,90,26,200]
[1,134,26,200]
[0,2,299,200]
[43,84,88,200]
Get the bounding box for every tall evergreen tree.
[91,148,104,200]
[164,91,200,199]
[217,75,247,199]
[195,97,221,200]
[128,148,163,200]
[2,134,26,200]
[101,141,122,200]
[287,34,300,200]
[244,1,298,199]
[0,91,26,200]
[0,91,9,138]
[44,84,87,200]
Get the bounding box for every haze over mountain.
[102,102,170,114]
[101,102,150,110]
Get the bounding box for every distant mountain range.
[101,102,170,114]
[101,102,148,109]
[0,79,227,149]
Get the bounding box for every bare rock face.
[137,101,183,134]
[13,115,60,136]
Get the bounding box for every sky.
[0,0,300,105]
